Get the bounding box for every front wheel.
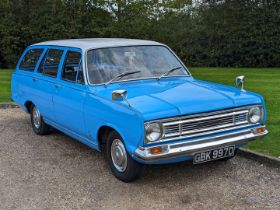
[30,105,50,135]
[106,131,142,182]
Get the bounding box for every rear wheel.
[106,131,142,182]
[30,105,50,135]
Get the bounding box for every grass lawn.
[0,68,279,157]
[190,67,280,157]
[0,69,13,102]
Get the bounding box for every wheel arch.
[24,100,35,113]
[96,124,128,150]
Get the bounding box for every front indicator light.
[149,146,163,154]
[254,127,266,134]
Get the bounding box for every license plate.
[193,145,235,164]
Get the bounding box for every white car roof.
[32,38,164,51]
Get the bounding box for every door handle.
[32,77,38,82]
[54,84,61,89]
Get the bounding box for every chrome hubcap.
[32,106,41,129]
[111,139,127,172]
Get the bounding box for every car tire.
[106,130,142,182]
[30,105,50,135]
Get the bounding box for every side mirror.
[236,75,245,91]
[112,90,131,107]
[112,90,127,100]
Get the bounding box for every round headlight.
[248,107,262,124]
[145,123,163,142]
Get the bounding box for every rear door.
[52,48,87,136]
[34,47,65,122]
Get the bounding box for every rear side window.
[38,49,63,77]
[19,48,43,71]
[62,51,84,83]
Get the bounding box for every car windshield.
[87,45,190,85]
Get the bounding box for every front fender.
[84,93,144,156]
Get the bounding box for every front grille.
[162,108,250,140]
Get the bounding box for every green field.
[0,69,13,102]
[0,68,279,157]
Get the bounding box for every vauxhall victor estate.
[11,38,268,182]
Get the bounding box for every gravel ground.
[0,108,279,210]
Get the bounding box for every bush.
[0,0,279,68]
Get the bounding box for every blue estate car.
[11,38,268,182]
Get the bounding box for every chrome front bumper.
[134,126,268,161]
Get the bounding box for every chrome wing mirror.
[112,90,127,100]
[112,90,131,106]
[236,75,245,91]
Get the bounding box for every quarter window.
[62,51,83,83]
[38,49,63,77]
[19,48,43,71]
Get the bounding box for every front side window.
[62,51,83,83]
[87,45,189,85]
[38,49,63,77]
[19,48,44,71]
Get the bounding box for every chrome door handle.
[32,77,37,82]
[54,84,61,89]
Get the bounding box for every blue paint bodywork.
[11,44,266,165]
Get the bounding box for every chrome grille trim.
[163,124,254,141]
[151,106,263,143]
[163,110,248,126]
[163,110,249,140]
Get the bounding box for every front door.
[52,49,87,136]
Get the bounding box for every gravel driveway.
[0,108,279,210]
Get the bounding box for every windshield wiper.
[157,67,182,80]
[104,70,141,86]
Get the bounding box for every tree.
[0,0,279,68]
